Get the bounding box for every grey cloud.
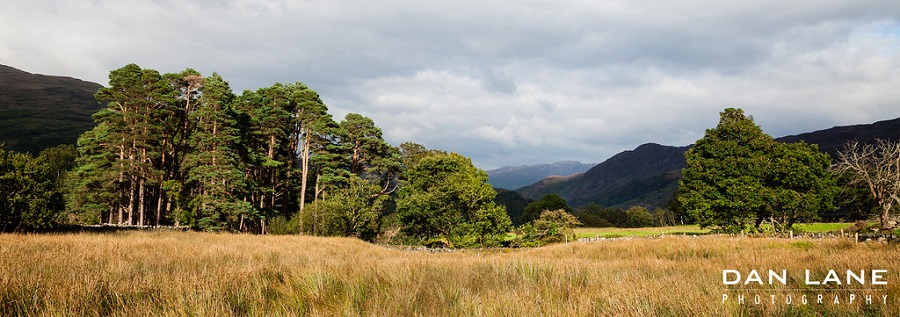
[2,0,900,169]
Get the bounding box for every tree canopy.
[63,64,407,235]
[678,108,837,232]
[520,194,571,225]
[0,145,65,231]
[396,152,512,247]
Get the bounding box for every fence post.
[855,232,859,244]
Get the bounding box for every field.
[1,231,898,316]
[575,225,711,238]
[574,223,858,239]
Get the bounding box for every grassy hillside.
[1,231,897,316]
[0,64,102,154]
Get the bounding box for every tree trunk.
[128,177,137,225]
[298,136,311,234]
[156,190,164,226]
[261,218,266,235]
[138,177,145,226]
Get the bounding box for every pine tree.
[182,73,253,231]
[92,64,172,225]
[338,113,402,194]
[67,120,119,224]
[287,83,332,218]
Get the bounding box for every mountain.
[486,160,595,190]
[774,117,900,156]
[517,117,900,209]
[0,64,103,154]
[516,143,688,208]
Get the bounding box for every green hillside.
[0,64,102,154]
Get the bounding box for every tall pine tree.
[182,74,254,231]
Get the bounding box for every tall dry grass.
[0,231,897,316]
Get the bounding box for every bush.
[1,146,65,231]
[266,215,300,235]
[511,209,582,246]
[624,206,655,228]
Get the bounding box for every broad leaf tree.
[396,152,511,247]
[520,194,571,224]
[679,108,839,232]
[764,141,838,231]
[678,108,772,232]
[0,146,64,231]
[303,175,389,240]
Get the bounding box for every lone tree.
[678,108,837,232]
[678,108,772,232]
[834,139,900,229]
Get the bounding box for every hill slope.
[517,143,688,208]
[517,117,900,209]
[775,117,900,156]
[0,64,103,154]
[487,161,595,190]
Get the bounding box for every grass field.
[1,231,898,316]
[575,225,710,238]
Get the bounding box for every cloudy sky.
[2,1,900,169]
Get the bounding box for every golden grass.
[1,231,898,316]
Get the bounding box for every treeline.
[65,64,405,233]
[0,144,73,231]
[1,64,515,247]
[497,192,679,229]
[574,204,678,228]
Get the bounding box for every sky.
[2,1,900,169]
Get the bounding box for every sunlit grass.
[1,231,897,316]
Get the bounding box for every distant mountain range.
[517,117,900,209]
[0,64,102,154]
[487,161,595,190]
